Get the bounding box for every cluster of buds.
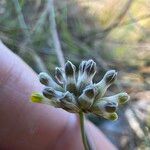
[31,60,129,120]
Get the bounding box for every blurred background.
[0,0,150,149]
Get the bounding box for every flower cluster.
[31,60,129,120]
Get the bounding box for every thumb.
[0,41,78,150]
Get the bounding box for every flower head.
[31,60,129,120]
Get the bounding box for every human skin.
[0,41,117,150]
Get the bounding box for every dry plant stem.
[48,0,65,68]
[86,0,134,41]
[103,0,134,33]
[11,0,30,37]
[11,0,48,72]
[79,112,90,150]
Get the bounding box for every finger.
[0,41,78,149]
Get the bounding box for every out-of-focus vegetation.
[0,0,150,149]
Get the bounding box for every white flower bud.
[60,92,79,113]
[38,72,62,91]
[90,99,118,114]
[55,67,66,85]
[78,86,95,110]
[43,87,63,98]
[94,70,117,99]
[78,60,87,77]
[65,61,76,77]
[97,92,130,105]
[64,61,77,95]
[85,59,96,77]
[92,110,118,121]
[77,60,96,92]
[105,70,117,85]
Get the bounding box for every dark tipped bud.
[104,102,117,113]
[77,60,96,91]
[65,61,76,77]
[79,61,87,74]
[38,72,62,91]
[84,87,95,99]
[55,67,65,84]
[85,59,96,76]
[60,92,74,103]
[118,92,130,104]
[78,86,96,110]
[65,61,77,95]
[60,92,79,113]
[38,72,50,85]
[43,87,55,99]
[105,70,117,85]
[94,70,117,99]
[66,83,77,95]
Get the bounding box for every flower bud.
[55,67,66,84]
[60,91,75,103]
[66,83,78,96]
[78,86,95,110]
[97,92,129,105]
[38,72,62,91]
[65,61,76,77]
[31,92,56,106]
[118,92,130,104]
[64,61,77,95]
[104,102,117,113]
[38,72,50,86]
[103,112,118,121]
[84,86,95,99]
[43,87,63,100]
[91,111,118,120]
[77,60,96,91]
[43,87,55,99]
[85,59,96,76]
[31,92,44,103]
[94,70,117,100]
[90,100,117,114]
[78,60,87,76]
[60,92,79,113]
[105,70,117,85]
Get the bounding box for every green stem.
[79,112,89,150]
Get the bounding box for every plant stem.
[79,112,89,150]
[47,0,65,68]
[12,0,48,72]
